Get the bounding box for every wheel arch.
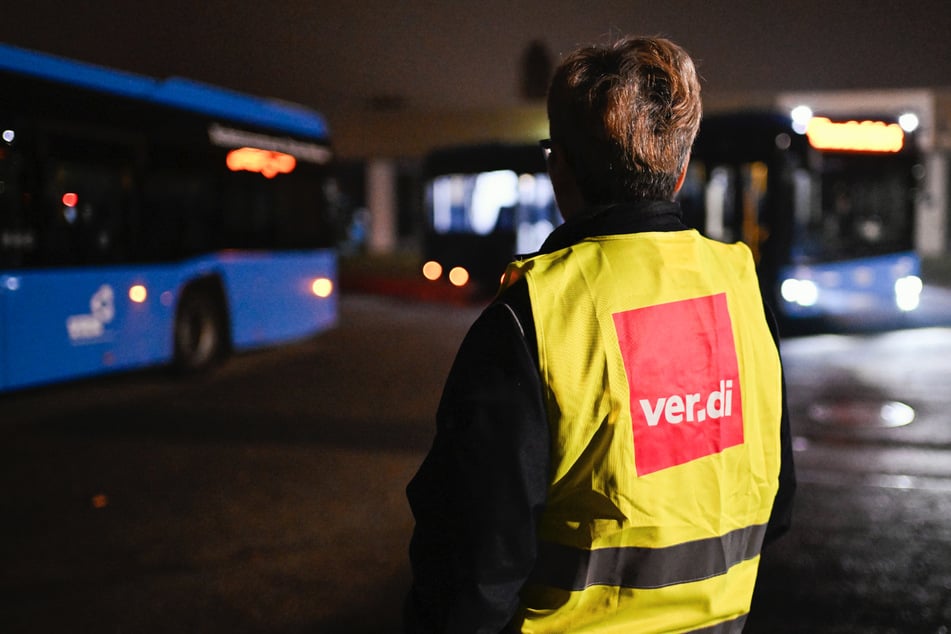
[171,273,233,373]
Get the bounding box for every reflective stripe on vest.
[530,523,767,591]
[503,230,783,633]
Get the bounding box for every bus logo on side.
[66,285,115,342]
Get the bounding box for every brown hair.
[546,36,702,203]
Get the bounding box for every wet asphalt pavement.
[2,291,951,633]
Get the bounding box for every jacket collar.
[536,200,688,255]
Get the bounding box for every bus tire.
[173,283,229,374]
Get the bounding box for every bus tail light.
[448,266,470,288]
[422,260,443,281]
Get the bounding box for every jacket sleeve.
[763,302,796,546]
[404,293,550,633]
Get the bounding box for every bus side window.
[270,165,334,249]
[41,160,132,266]
[740,162,769,264]
[691,162,770,262]
[790,168,819,263]
[37,132,138,267]
[221,171,276,249]
[0,141,32,268]
[678,162,706,232]
[141,166,216,260]
[514,172,558,254]
[706,165,736,242]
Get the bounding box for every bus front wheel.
[173,286,228,373]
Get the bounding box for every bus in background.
[0,44,338,392]
[420,142,560,294]
[680,109,924,332]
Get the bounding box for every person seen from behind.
[405,34,796,633]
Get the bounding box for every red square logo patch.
[613,293,744,476]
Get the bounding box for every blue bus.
[680,110,924,332]
[0,44,338,392]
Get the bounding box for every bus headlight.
[780,278,819,307]
[894,275,922,312]
[311,277,334,298]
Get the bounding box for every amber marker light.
[128,284,147,303]
[448,266,470,287]
[311,277,334,298]
[422,260,443,281]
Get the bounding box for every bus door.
[684,160,770,263]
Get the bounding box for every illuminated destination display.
[226,147,297,178]
[805,116,904,153]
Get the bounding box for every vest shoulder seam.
[497,301,526,339]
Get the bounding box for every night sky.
[3,1,949,118]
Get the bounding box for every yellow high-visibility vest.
[501,229,783,634]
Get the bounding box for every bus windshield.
[681,111,924,326]
[420,142,560,291]
[791,151,916,264]
[428,169,557,253]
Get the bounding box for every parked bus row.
[420,110,925,333]
[0,42,929,391]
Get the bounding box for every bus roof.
[0,42,329,140]
[693,110,804,159]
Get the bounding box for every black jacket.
[405,200,796,633]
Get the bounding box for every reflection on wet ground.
[780,323,951,499]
